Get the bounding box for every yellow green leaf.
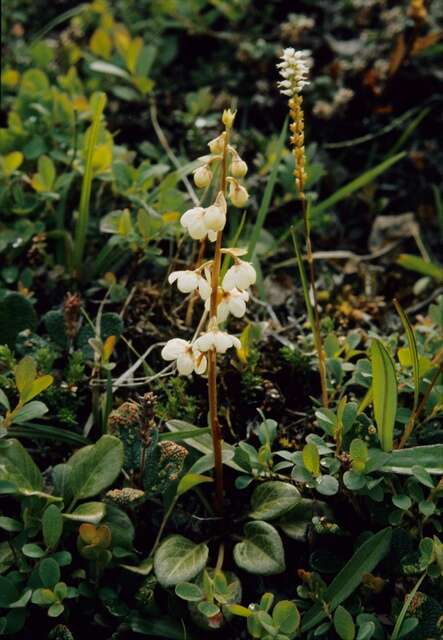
[117,209,133,237]
[21,375,54,404]
[0,151,24,177]
[102,336,116,363]
[92,143,112,173]
[89,28,112,60]
[371,339,397,452]
[126,36,143,74]
[15,356,37,394]
[303,442,320,477]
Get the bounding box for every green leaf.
[175,582,203,602]
[154,535,209,588]
[0,577,19,607]
[411,465,434,488]
[0,389,10,411]
[89,61,131,80]
[22,543,46,558]
[198,601,220,617]
[397,254,443,282]
[301,528,392,631]
[379,445,443,475]
[42,504,63,549]
[371,339,397,451]
[0,438,43,494]
[166,420,242,470]
[350,439,369,473]
[316,475,339,496]
[63,501,106,524]
[272,600,300,634]
[0,293,37,348]
[38,558,60,588]
[176,473,213,496]
[15,356,36,394]
[392,495,412,510]
[334,606,355,640]
[129,613,199,639]
[394,299,420,411]
[0,516,22,532]
[12,401,49,424]
[48,602,64,617]
[234,521,285,575]
[249,481,300,521]
[68,435,123,502]
[72,91,106,274]
[303,443,320,477]
[31,588,57,606]
[20,375,53,404]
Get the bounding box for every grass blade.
[301,528,392,631]
[394,299,420,411]
[291,228,316,337]
[371,339,397,452]
[311,152,405,217]
[397,254,443,282]
[72,92,107,275]
[247,117,287,260]
[391,573,426,640]
[8,424,89,446]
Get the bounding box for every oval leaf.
[249,481,300,520]
[154,535,209,588]
[68,435,124,501]
[234,521,285,576]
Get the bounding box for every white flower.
[180,207,207,240]
[168,270,211,300]
[277,48,312,96]
[208,133,225,154]
[230,156,248,178]
[222,260,256,291]
[229,181,249,208]
[203,191,227,233]
[206,288,249,321]
[193,165,213,188]
[161,338,207,376]
[195,330,241,354]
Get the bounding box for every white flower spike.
[195,330,241,354]
[168,270,211,300]
[222,259,256,291]
[229,181,249,208]
[161,338,207,376]
[277,48,312,97]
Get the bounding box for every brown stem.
[207,127,229,514]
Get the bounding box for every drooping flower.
[208,133,225,154]
[180,206,208,240]
[195,330,241,354]
[222,259,256,291]
[168,270,211,300]
[277,48,311,97]
[193,164,213,189]
[161,338,207,375]
[228,181,249,208]
[206,288,249,322]
[230,150,248,178]
[204,191,227,235]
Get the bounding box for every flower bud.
[222,108,236,129]
[208,134,225,154]
[193,165,212,188]
[229,182,249,208]
[231,156,248,178]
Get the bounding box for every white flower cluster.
[277,48,312,96]
[161,125,256,377]
[180,134,249,242]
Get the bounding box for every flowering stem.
[207,128,229,514]
[289,94,329,407]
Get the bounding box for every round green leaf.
[63,501,106,524]
[68,435,124,501]
[175,582,203,602]
[154,535,209,588]
[249,481,300,521]
[392,495,412,510]
[233,521,285,576]
[316,475,339,496]
[38,558,60,588]
[334,605,355,640]
[272,600,300,634]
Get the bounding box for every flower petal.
[161,338,188,361]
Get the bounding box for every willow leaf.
[371,339,397,452]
